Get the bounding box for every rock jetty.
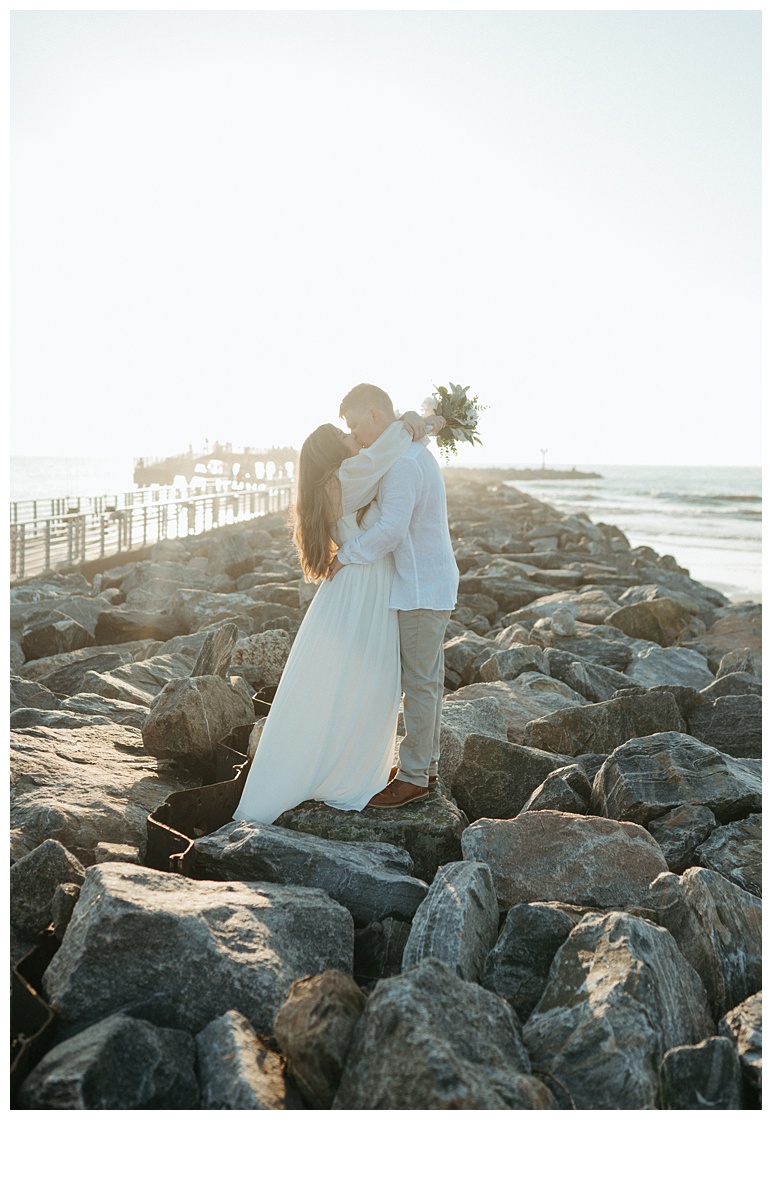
[10,473,762,1110]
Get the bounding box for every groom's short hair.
[339,383,395,420]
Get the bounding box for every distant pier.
[134,443,297,487]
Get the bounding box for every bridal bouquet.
[422,382,485,461]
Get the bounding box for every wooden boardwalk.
[10,481,293,582]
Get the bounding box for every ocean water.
[8,456,762,602]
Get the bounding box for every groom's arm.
[330,457,420,576]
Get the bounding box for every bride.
[232,409,443,825]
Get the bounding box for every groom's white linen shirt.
[337,440,459,612]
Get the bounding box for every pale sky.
[10,7,761,466]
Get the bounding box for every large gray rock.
[605,596,694,646]
[543,649,631,703]
[700,671,761,700]
[445,674,585,744]
[21,612,94,661]
[58,693,148,729]
[10,676,61,713]
[688,694,762,758]
[718,992,762,1106]
[43,863,354,1038]
[520,764,594,816]
[193,821,428,925]
[354,919,411,987]
[716,647,758,679]
[524,911,713,1109]
[476,645,550,683]
[443,631,495,688]
[462,812,669,912]
[10,722,201,865]
[34,652,135,697]
[273,971,366,1108]
[17,640,154,683]
[593,731,762,826]
[172,588,269,634]
[436,697,508,790]
[141,674,255,765]
[95,609,185,645]
[10,838,86,939]
[17,1013,198,1109]
[523,691,686,757]
[481,902,587,1021]
[626,645,715,689]
[196,1010,302,1109]
[451,735,571,823]
[402,861,499,983]
[658,1037,743,1110]
[274,792,468,883]
[82,652,197,706]
[647,804,718,874]
[694,814,761,897]
[206,529,257,579]
[648,868,762,1020]
[528,625,636,670]
[333,958,554,1110]
[230,629,292,689]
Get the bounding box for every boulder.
[523,911,713,1110]
[648,868,762,1019]
[718,992,762,1107]
[593,731,762,826]
[82,652,197,706]
[51,882,81,941]
[694,814,761,898]
[626,645,715,690]
[443,631,494,688]
[17,1013,198,1110]
[10,676,61,713]
[445,674,585,743]
[658,1037,743,1110]
[274,792,468,883]
[10,722,201,865]
[476,645,549,683]
[515,590,620,627]
[543,649,631,703]
[196,1010,302,1110]
[481,902,587,1021]
[451,735,571,823]
[520,763,593,816]
[193,821,429,925]
[230,629,292,689]
[58,693,147,729]
[272,971,366,1108]
[605,596,693,646]
[17,640,153,683]
[528,626,636,670]
[458,574,551,613]
[462,812,669,912]
[688,694,762,759]
[94,842,143,864]
[401,861,499,982]
[10,838,86,939]
[354,919,411,987]
[206,529,256,579]
[141,674,255,765]
[35,651,136,697]
[436,696,508,790]
[94,609,185,645]
[21,612,94,661]
[699,671,761,700]
[524,691,686,757]
[333,958,554,1110]
[43,863,354,1038]
[647,804,718,874]
[701,603,761,677]
[716,647,758,679]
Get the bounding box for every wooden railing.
[9,483,293,581]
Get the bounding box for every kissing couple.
[233,382,460,825]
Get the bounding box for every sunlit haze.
[11,9,760,467]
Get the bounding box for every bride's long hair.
[292,423,352,582]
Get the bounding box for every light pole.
[540,448,548,471]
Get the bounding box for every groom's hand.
[328,554,346,581]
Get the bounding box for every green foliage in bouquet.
[423,382,485,461]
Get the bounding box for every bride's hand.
[401,411,446,440]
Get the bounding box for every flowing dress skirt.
[233,550,400,825]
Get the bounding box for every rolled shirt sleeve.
[337,456,420,565]
[338,422,416,516]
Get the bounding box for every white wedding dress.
[232,424,414,826]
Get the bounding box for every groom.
[328,382,459,808]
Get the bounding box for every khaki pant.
[395,608,452,786]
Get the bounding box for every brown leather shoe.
[389,766,438,787]
[368,780,429,808]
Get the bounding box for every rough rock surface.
[481,902,587,1022]
[43,863,355,1038]
[444,675,585,743]
[273,971,366,1108]
[646,804,718,874]
[717,991,762,1106]
[193,821,428,924]
[694,813,761,898]
[658,1037,743,1110]
[17,1013,198,1109]
[436,697,508,789]
[524,911,713,1109]
[274,792,468,883]
[648,868,762,1020]
[334,958,554,1110]
[10,838,86,940]
[520,764,593,816]
[142,674,256,765]
[401,861,499,982]
[593,731,762,826]
[625,644,715,689]
[687,694,762,759]
[451,735,571,823]
[523,691,686,757]
[196,1009,302,1109]
[462,811,669,912]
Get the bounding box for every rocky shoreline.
[10,470,762,1109]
